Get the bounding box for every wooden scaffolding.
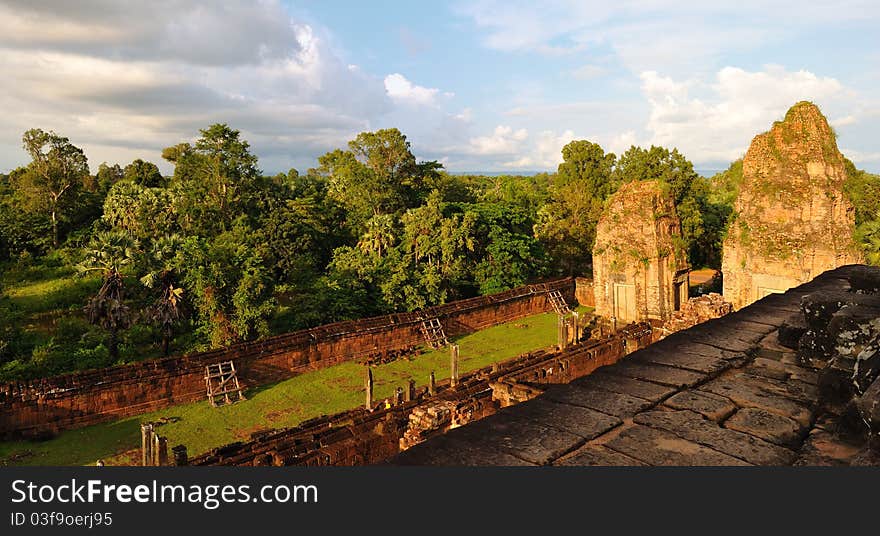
[420,317,449,349]
[547,289,572,315]
[205,361,245,407]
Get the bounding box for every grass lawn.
[0,306,592,466]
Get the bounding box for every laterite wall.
[0,278,574,439]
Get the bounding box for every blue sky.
[0,0,878,173]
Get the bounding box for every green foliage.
[468,202,548,294]
[15,129,90,248]
[162,124,261,235]
[0,121,751,383]
[614,145,730,268]
[844,158,880,264]
[177,220,275,347]
[123,159,164,187]
[855,218,880,266]
[535,140,615,275]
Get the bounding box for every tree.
[177,219,275,347]
[468,202,547,294]
[856,217,880,266]
[78,231,137,360]
[614,145,697,205]
[614,145,717,266]
[140,235,186,356]
[18,129,89,247]
[123,159,164,187]
[102,181,178,242]
[358,214,396,258]
[91,163,123,193]
[383,192,475,310]
[535,140,615,275]
[317,129,433,231]
[843,159,880,264]
[162,124,261,234]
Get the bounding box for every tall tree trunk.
[51,208,58,248]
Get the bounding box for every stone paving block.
[604,424,750,466]
[687,331,759,353]
[661,339,745,361]
[724,407,804,448]
[512,398,621,440]
[741,304,803,328]
[700,377,813,428]
[448,410,585,465]
[731,371,817,405]
[574,370,677,402]
[633,410,797,465]
[556,445,646,466]
[603,361,706,388]
[542,383,656,419]
[663,390,737,422]
[777,359,819,385]
[727,319,780,336]
[392,434,535,466]
[631,348,730,375]
[745,359,791,382]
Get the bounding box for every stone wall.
[592,180,689,324]
[659,293,733,335]
[575,277,595,307]
[0,278,574,439]
[190,322,653,466]
[722,101,862,310]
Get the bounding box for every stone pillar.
[153,435,168,466]
[450,345,460,387]
[557,315,567,350]
[611,316,618,333]
[141,423,153,467]
[428,371,436,395]
[172,445,188,466]
[406,379,416,402]
[365,367,374,410]
[572,311,580,344]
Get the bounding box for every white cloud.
[832,115,858,127]
[467,125,529,156]
[0,1,396,173]
[0,0,304,66]
[384,73,443,106]
[456,1,880,75]
[841,148,880,166]
[640,65,850,164]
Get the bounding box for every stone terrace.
[393,266,874,466]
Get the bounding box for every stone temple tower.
[722,101,862,310]
[592,179,690,325]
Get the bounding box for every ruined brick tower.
[722,101,862,310]
[592,179,689,325]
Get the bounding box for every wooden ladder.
[547,290,572,315]
[420,317,448,349]
[205,361,246,407]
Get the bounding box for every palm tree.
[358,214,396,258]
[78,231,137,360]
[140,235,186,356]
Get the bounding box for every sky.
[0,0,878,175]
